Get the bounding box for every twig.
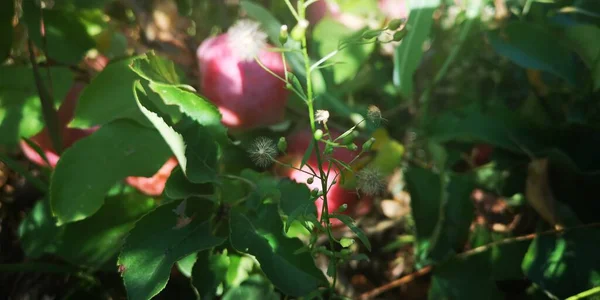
[358,266,432,300]
[27,38,62,154]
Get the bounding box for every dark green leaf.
[70,57,151,129]
[487,22,577,86]
[564,24,600,91]
[278,179,315,232]
[522,227,600,298]
[18,198,62,258]
[222,275,280,300]
[119,198,226,300]
[164,167,215,200]
[50,120,171,224]
[175,252,197,278]
[22,2,95,65]
[0,0,13,63]
[54,193,155,269]
[393,0,440,98]
[191,250,230,299]
[229,206,325,297]
[0,66,73,147]
[330,214,371,252]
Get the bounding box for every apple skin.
[196,28,288,130]
[19,55,177,196]
[278,130,372,226]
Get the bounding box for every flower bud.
[340,237,355,248]
[311,188,320,197]
[336,203,348,213]
[347,143,358,151]
[362,137,375,152]
[393,29,408,42]
[279,25,289,45]
[277,137,287,153]
[307,177,314,184]
[342,131,357,145]
[387,19,403,31]
[291,19,309,41]
[314,129,324,140]
[324,144,334,155]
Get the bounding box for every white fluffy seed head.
[227,19,268,61]
[249,137,278,168]
[356,167,386,196]
[315,110,330,124]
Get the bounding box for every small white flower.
[227,19,268,61]
[356,167,386,196]
[315,110,330,124]
[249,137,278,168]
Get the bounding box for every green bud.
[324,144,334,155]
[361,29,382,40]
[393,29,408,42]
[277,137,287,153]
[311,188,320,197]
[336,203,347,213]
[347,143,358,151]
[285,83,293,90]
[291,19,309,41]
[362,137,376,152]
[340,237,355,248]
[340,248,353,256]
[279,25,289,45]
[314,129,324,140]
[387,19,403,31]
[307,177,314,184]
[331,179,337,185]
[342,131,357,145]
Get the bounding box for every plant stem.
[298,0,338,293]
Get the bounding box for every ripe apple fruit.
[197,19,288,129]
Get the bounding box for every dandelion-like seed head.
[227,19,268,61]
[367,105,385,126]
[249,137,277,168]
[315,110,330,124]
[356,167,386,196]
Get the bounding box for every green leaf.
[134,83,219,183]
[487,22,577,86]
[229,206,325,297]
[130,51,180,85]
[50,120,171,224]
[278,179,316,232]
[405,166,442,263]
[70,57,150,129]
[0,0,13,63]
[164,167,215,200]
[54,193,155,269]
[522,227,600,298]
[176,252,197,278]
[393,0,440,98]
[147,82,227,141]
[118,198,226,300]
[330,214,372,252]
[22,2,95,65]
[191,250,230,299]
[313,18,375,84]
[18,198,62,258]
[564,24,600,91]
[0,66,73,147]
[428,174,475,262]
[225,255,255,287]
[222,275,280,300]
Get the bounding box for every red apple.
[196,19,288,129]
[278,130,372,226]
